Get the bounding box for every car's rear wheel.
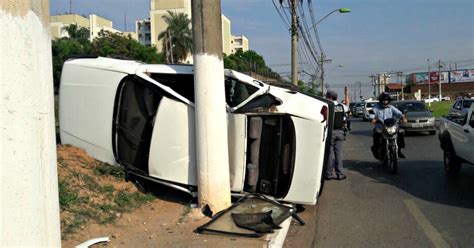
[444,149,461,175]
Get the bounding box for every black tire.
[429,130,436,135]
[389,146,398,174]
[444,149,461,175]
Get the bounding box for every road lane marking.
[403,199,450,248]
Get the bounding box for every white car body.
[59,57,333,205]
[423,97,439,103]
[363,101,377,121]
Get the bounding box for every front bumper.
[401,122,436,132]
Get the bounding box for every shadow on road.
[345,159,474,210]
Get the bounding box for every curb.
[265,216,292,248]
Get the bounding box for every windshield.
[463,100,474,108]
[225,77,258,107]
[397,102,428,112]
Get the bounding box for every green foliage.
[428,100,454,117]
[158,11,193,63]
[223,50,282,80]
[58,180,79,208]
[298,80,318,96]
[51,25,165,94]
[93,162,125,179]
[91,31,164,64]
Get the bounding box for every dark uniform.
[325,91,347,180]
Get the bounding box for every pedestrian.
[325,91,348,180]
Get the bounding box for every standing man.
[325,91,348,180]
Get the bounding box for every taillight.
[320,105,328,123]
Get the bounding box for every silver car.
[393,101,436,135]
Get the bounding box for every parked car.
[438,104,474,174]
[392,101,436,135]
[59,57,334,205]
[448,98,474,118]
[363,101,377,121]
[440,96,451,101]
[422,96,439,103]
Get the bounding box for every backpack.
[333,103,347,129]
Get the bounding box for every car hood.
[405,111,433,119]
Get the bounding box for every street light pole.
[438,59,443,100]
[291,0,298,86]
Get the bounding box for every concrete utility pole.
[319,53,332,96]
[369,74,376,97]
[438,59,443,100]
[1,1,61,246]
[396,71,404,100]
[427,59,431,107]
[290,0,298,86]
[191,0,231,214]
[168,30,174,64]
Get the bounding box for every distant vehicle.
[448,99,474,117]
[59,57,334,205]
[440,96,451,101]
[392,101,436,135]
[438,105,474,175]
[363,101,377,121]
[352,102,364,117]
[422,96,439,103]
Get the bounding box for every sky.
[50,0,474,99]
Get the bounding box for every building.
[50,14,89,39]
[50,13,122,41]
[123,31,138,41]
[149,0,191,53]
[136,18,152,46]
[149,0,249,59]
[231,35,249,54]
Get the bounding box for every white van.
[59,57,334,205]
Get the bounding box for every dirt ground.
[58,145,267,247]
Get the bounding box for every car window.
[454,100,461,109]
[150,73,195,102]
[225,77,258,107]
[398,102,428,112]
[462,100,473,109]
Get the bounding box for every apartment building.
[231,35,249,54]
[136,18,152,46]
[149,0,248,56]
[50,13,122,41]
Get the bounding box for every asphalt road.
[312,118,474,247]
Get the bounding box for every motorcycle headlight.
[386,126,397,135]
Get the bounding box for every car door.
[463,111,474,163]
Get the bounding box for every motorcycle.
[371,118,399,174]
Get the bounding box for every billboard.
[429,71,449,84]
[449,69,474,83]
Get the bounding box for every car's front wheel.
[444,149,461,175]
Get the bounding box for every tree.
[63,24,90,44]
[223,50,282,81]
[158,11,193,63]
[91,31,164,64]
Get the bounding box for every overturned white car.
[59,57,334,205]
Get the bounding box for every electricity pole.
[438,59,443,100]
[1,1,61,246]
[291,0,298,86]
[191,0,231,214]
[427,59,431,107]
[168,30,174,64]
[319,53,332,96]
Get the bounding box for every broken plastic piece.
[75,236,110,248]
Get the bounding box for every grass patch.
[428,100,454,118]
[58,180,79,208]
[94,162,125,179]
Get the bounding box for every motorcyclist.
[371,92,407,159]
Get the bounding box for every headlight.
[428,117,435,122]
[386,126,397,135]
